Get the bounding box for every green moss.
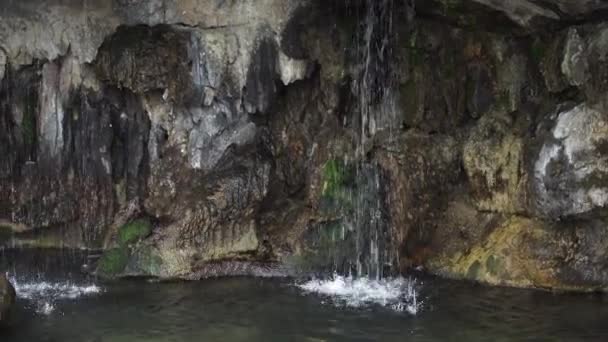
[530,38,546,65]
[320,160,356,214]
[97,247,129,277]
[96,219,153,277]
[467,260,482,279]
[118,219,152,246]
[485,255,502,276]
[322,159,351,198]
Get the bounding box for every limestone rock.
[549,24,608,104]
[0,0,305,257]
[0,0,302,68]
[464,113,527,214]
[562,28,590,87]
[468,0,608,27]
[426,208,608,291]
[472,0,559,27]
[3,0,608,291]
[533,103,608,218]
[375,132,462,269]
[428,216,564,289]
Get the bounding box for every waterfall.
[301,0,415,278]
[356,0,398,151]
[298,0,419,313]
[349,0,412,280]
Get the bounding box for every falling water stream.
[297,0,417,312]
[1,249,101,316]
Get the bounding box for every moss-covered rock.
[95,218,153,278]
[321,159,350,198]
[424,213,608,292]
[530,37,547,65]
[97,247,129,277]
[319,159,355,214]
[126,245,164,276]
[427,217,556,288]
[118,219,152,246]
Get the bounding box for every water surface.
[2,249,608,341]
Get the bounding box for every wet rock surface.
[0,274,15,325]
[0,0,608,290]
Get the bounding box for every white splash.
[8,276,102,315]
[36,301,56,315]
[298,275,420,314]
[10,278,102,300]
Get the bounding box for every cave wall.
[1,0,608,290]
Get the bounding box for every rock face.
[0,274,15,325]
[1,0,608,291]
[534,104,608,217]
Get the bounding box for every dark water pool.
[2,249,608,341]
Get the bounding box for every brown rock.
[0,274,15,325]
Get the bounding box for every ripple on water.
[297,275,420,314]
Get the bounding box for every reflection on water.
[2,249,608,341]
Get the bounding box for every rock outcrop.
[0,274,15,325]
[1,0,608,291]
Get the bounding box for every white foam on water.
[10,278,102,300]
[36,301,56,315]
[8,276,102,315]
[297,275,420,314]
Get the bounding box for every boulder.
[426,213,608,291]
[533,103,608,218]
[0,274,15,325]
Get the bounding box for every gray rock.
[471,0,559,27]
[3,0,608,292]
[469,0,608,27]
[0,0,303,68]
[534,103,608,217]
[0,48,6,82]
[562,28,590,87]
